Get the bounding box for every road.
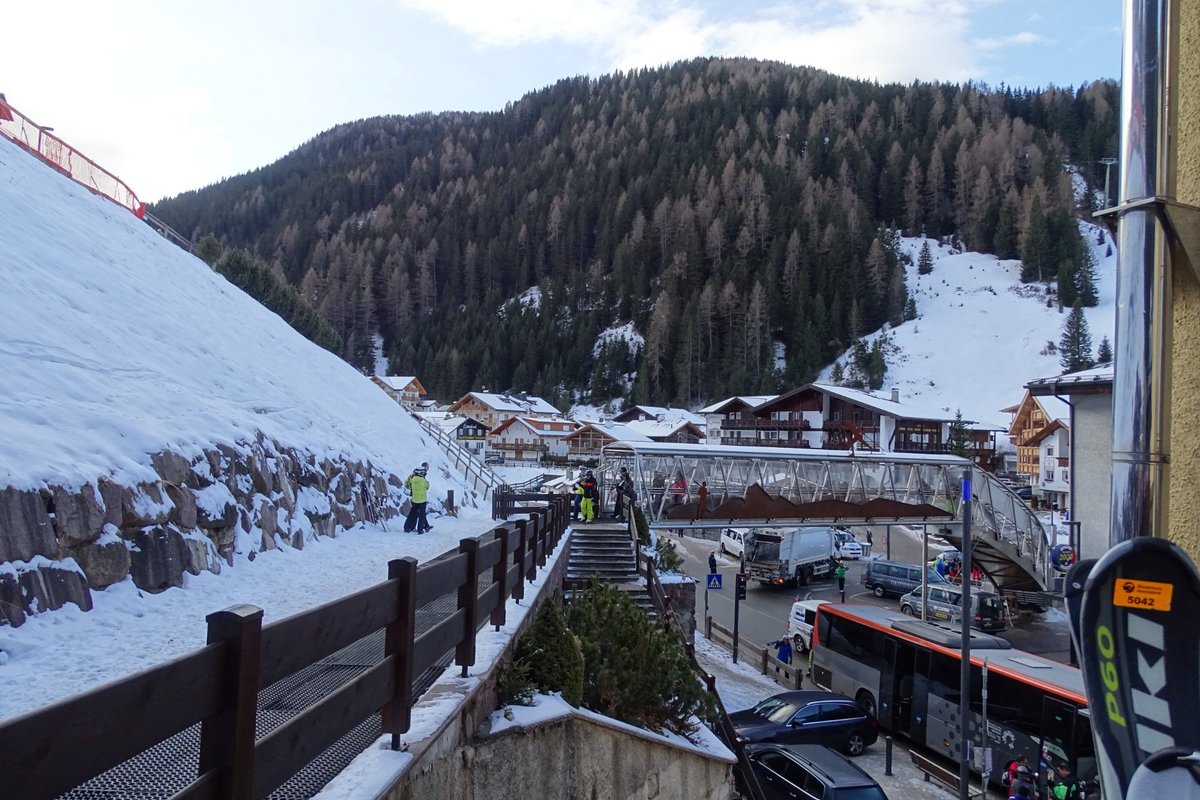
[670,523,1072,662]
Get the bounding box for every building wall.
[393,714,733,800]
[1074,394,1113,560]
[1170,3,1200,561]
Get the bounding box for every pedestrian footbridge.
[601,441,1055,595]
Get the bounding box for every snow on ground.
[822,228,1117,428]
[0,136,502,719]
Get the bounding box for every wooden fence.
[0,495,569,800]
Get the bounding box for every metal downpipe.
[1109,0,1174,545]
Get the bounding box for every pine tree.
[904,297,918,320]
[517,600,585,706]
[948,409,970,457]
[918,240,934,275]
[1076,249,1100,307]
[830,361,845,384]
[1059,300,1095,373]
[1097,335,1113,364]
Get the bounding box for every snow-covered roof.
[698,395,777,413]
[374,375,419,392]
[614,405,706,426]
[621,418,705,441]
[412,412,481,434]
[456,391,560,416]
[565,421,653,443]
[1026,363,1114,394]
[491,416,578,439]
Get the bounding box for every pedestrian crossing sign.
[707,573,722,590]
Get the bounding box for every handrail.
[0,94,146,218]
[413,413,500,500]
[0,496,570,799]
[639,542,767,800]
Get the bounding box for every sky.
[1,0,1121,202]
[0,135,1071,797]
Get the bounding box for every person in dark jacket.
[579,470,598,523]
[615,466,635,521]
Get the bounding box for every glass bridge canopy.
[600,440,975,530]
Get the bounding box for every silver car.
[899,585,1008,632]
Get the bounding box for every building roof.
[450,391,561,416]
[698,395,778,413]
[563,421,654,443]
[612,404,706,426]
[755,383,963,423]
[1026,363,1114,396]
[621,418,706,441]
[412,412,482,434]
[1025,418,1070,446]
[491,416,579,439]
[374,375,422,392]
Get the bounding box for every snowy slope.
[821,229,1117,427]
[0,137,495,720]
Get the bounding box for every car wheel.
[844,732,867,756]
[873,585,885,598]
[856,690,877,720]
[720,541,728,556]
[901,604,914,616]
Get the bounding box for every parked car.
[898,585,1009,632]
[832,529,863,559]
[484,454,505,465]
[1014,485,1033,500]
[744,743,889,800]
[861,559,947,598]
[720,527,747,559]
[730,691,878,756]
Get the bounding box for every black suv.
[729,691,878,756]
[744,743,889,800]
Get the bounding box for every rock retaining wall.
[0,439,409,626]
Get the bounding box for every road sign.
[707,573,722,590]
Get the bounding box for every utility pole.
[1099,157,1119,208]
[959,469,973,800]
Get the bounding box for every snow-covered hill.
[821,229,1116,427]
[0,136,495,720]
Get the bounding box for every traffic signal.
[735,572,748,600]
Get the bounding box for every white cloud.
[398,0,983,83]
[973,31,1050,51]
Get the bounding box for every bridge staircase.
[565,520,655,619]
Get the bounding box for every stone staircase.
[566,521,656,619]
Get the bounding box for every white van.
[787,599,826,651]
[720,528,747,559]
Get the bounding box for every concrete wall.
[395,713,734,800]
[1073,395,1113,560]
[1170,1,1200,561]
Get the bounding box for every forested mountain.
[152,57,1118,409]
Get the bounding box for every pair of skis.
[1065,537,1200,798]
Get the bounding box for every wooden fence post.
[513,519,528,600]
[383,557,417,750]
[526,516,540,582]
[457,538,480,676]
[491,527,510,630]
[199,604,263,800]
[535,509,548,568]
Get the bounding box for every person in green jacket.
[404,463,432,533]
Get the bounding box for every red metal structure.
[0,93,146,218]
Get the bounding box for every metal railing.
[0,94,145,218]
[413,414,501,500]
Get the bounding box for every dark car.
[484,454,505,465]
[745,743,889,800]
[729,691,878,756]
[1014,485,1033,500]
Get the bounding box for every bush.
[654,537,684,573]
[633,507,650,546]
[496,656,537,707]
[565,581,715,737]
[515,599,584,707]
